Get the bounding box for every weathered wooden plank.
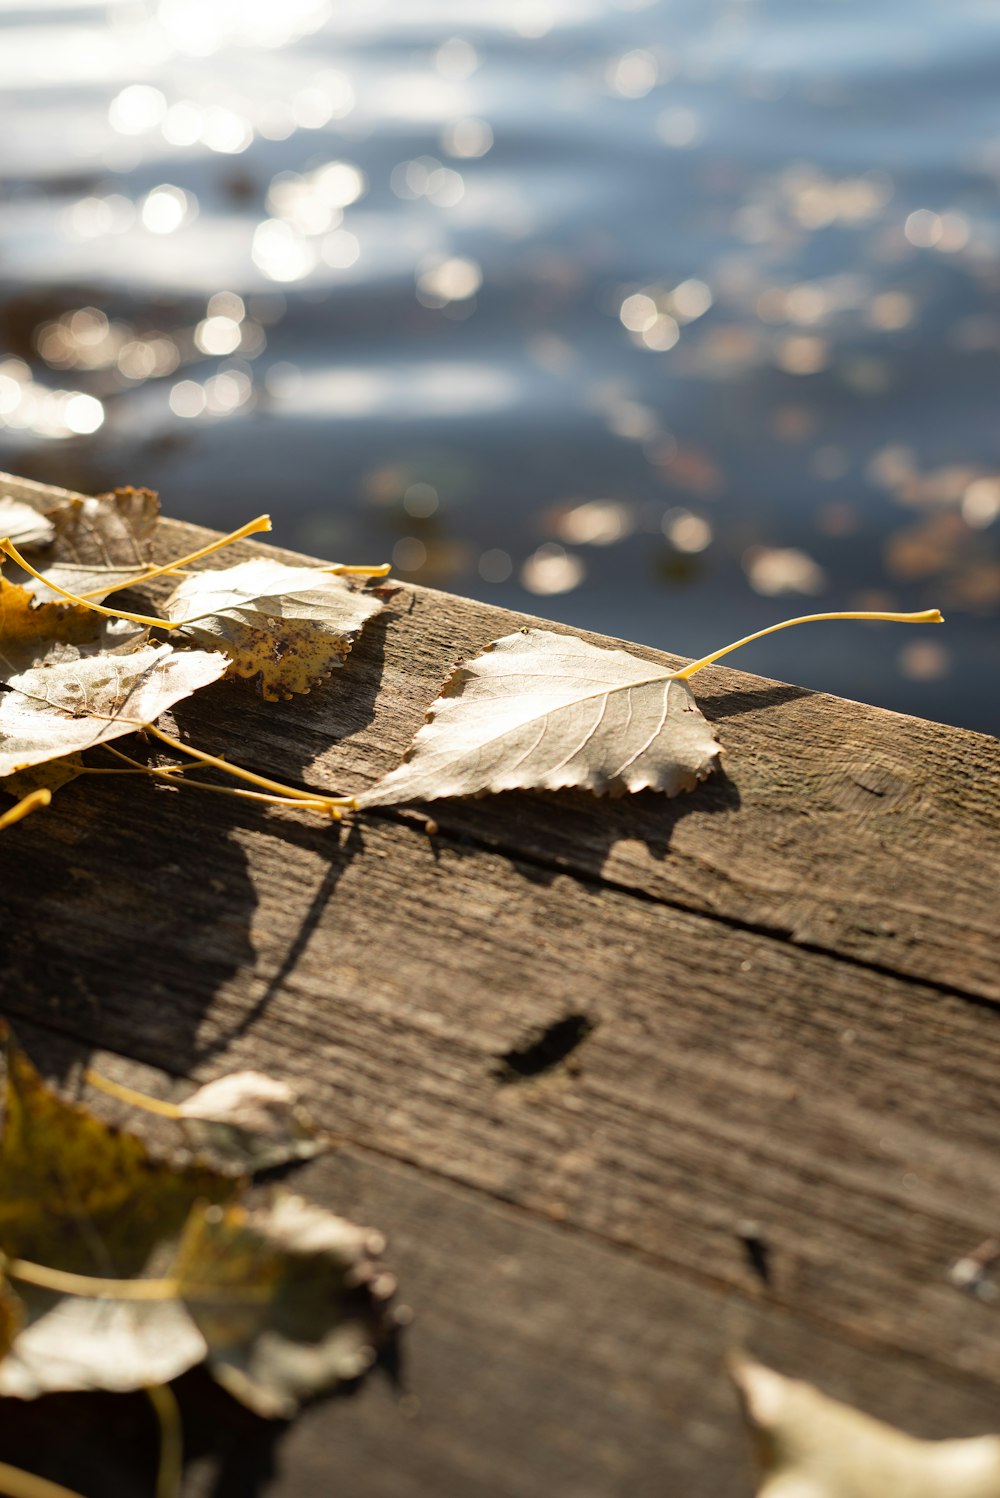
[2,774,997,1385]
[132,515,1000,1003]
[2,487,998,1496]
[3,1022,1000,1498]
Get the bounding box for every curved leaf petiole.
[144,725,357,817]
[669,609,944,681]
[0,1461,87,1498]
[0,788,52,833]
[85,1069,182,1119]
[0,539,177,630]
[75,514,273,599]
[146,1383,183,1498]
[100,740,346,817]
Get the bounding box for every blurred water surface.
[1,0,998,731]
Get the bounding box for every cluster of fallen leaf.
[0,1026,399,1496]
[0,475,393,827]
[0,472,944,833]
[0,475,963,1497]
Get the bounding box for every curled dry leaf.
[0,498,55,551]
[358,627,722,808]
[178,1071,329,1172]
[37,483,158,568]
[0,1030,236,1397]
[733,1357,1000,1498]
[0,471,160,603]
[175,1191,398,1419]
[0,642,227,779]
[164,558,385,700]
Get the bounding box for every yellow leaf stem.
[85,1069,183,1120]
[0,1462,87,1498]
[145,725,357,815]
[4,1256,179,1301]
[146,1383,183,1498]
[0,539,176,629]
[325,562,392,578]
[670,609,944,681]
[99,744,336,814]
[0,788,51,833]
[76,514,273,599]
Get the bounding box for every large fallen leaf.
[163,558,385,701]
[0,1030,236,1397]
[175,1192,397,1418]
[0,643,227,779]
[357,627,722,807]
[733,1358,1000,1498]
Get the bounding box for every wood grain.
[3,1023,1000,1498]
[1,482,998,1496]
[139,516,1000,1004]
[3,777,997,1377]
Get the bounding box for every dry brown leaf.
[733,1357,1000,1498]
[357,626,721,807]
[164,558,385,700]
[44,484,158,569]
[0,643,227,779]
[0,472,160,603]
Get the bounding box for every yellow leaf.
[0,577,102,682]
[0,1029,236,1397]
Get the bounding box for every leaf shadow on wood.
[695,681,811,722]
[0,603,390,1082]
[169,604,392,773]
[402,764,740,889]
[0,1346,404,1497]
[0,768,259,1081]
[192,816,366,1067]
